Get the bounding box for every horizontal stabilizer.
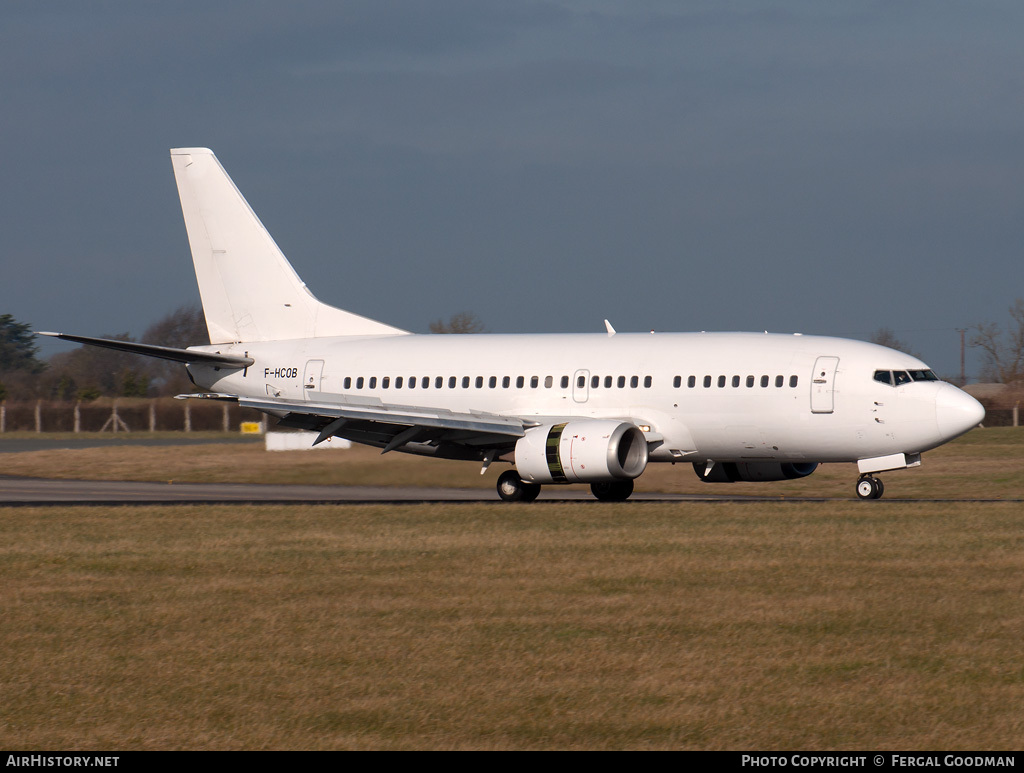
[37,332,253,368]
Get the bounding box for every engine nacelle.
[515,420,649,484]
[693,461,819,483]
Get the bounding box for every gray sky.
[3,1,1022,379]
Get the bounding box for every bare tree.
[869,327,920,359]
[45,332,149,399]
[429,311,487,334]
[40,305,208,399]
[142,304,210,395]
[142,304,209,348]
[971,298,1024,384]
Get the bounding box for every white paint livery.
[43,149,986,501]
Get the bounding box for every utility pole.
[956,328,967,386]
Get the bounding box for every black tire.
[497,470,541,502]
[590,479,634,502]
[855,476,882,500]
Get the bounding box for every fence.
[0,398,267,433]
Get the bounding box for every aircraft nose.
[935,384,985,440]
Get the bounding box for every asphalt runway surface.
[1,436,1017,506]
[1,476,1017,506]
[0,476,794,505]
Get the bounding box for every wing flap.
[178,393,526,452]
[235,395,526,437]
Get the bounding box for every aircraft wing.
[180,392,526,456]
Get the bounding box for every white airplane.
[41,148,985,502]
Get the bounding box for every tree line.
[0,306,208,401]
[0,308,489,401]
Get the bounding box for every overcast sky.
[3,1,1022,379]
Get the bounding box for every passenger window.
[395,377,403,389]
[475,376,483,388]
[502,376,510,388]
[343,377,351,389]
[760,375,769,388]
[382,377,390,389]
[618,376,626,388]
[789,375,798,388]
[718,376,726,388]
[605,376,613,388]
[356,377,364,389]
[447,376,455,388]
[704,375,712,388]
[489,376,497,388]
[530,376,539,388]
[732,375,740,388]
[544,376,553,388]
[644,376,652,388]
[688,376,696,388]
[775,375,783,388]
[423,376,430,388]
[746,376,755,388]
[516,376,525,388]
[591,375,599,389]
[577,375,586,388]
[630,376,639,388]
[369,377,377,389]
[673,376,681,388]
[462,376,470,388]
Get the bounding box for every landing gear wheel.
[856,476,883,500]
[590,479,635,502]
[497,470,541,502]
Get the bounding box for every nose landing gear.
[856,475,884,500]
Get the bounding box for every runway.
[0,475,838,505]
[1,475,1015,506]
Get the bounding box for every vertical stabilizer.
[170,148,408,343]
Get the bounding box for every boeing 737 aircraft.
[41,148,985,502]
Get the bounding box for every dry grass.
[1,501,1022,750]
[1,427,1022,500]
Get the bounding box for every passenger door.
[810,356,839,414]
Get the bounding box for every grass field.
[1,501,1022,750]
[1,426,1023,500]
[1,429,1022,749]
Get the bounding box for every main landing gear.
[589,479,634,502]
[495,471,635,502]
[856,475,885,500]
[496,470,541,502]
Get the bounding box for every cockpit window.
[875,368,939,386]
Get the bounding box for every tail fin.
[170,148,408,344]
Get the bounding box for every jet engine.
[515,420,649,484]
[693,461,819,483]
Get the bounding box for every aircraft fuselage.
[189,330,980,467]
